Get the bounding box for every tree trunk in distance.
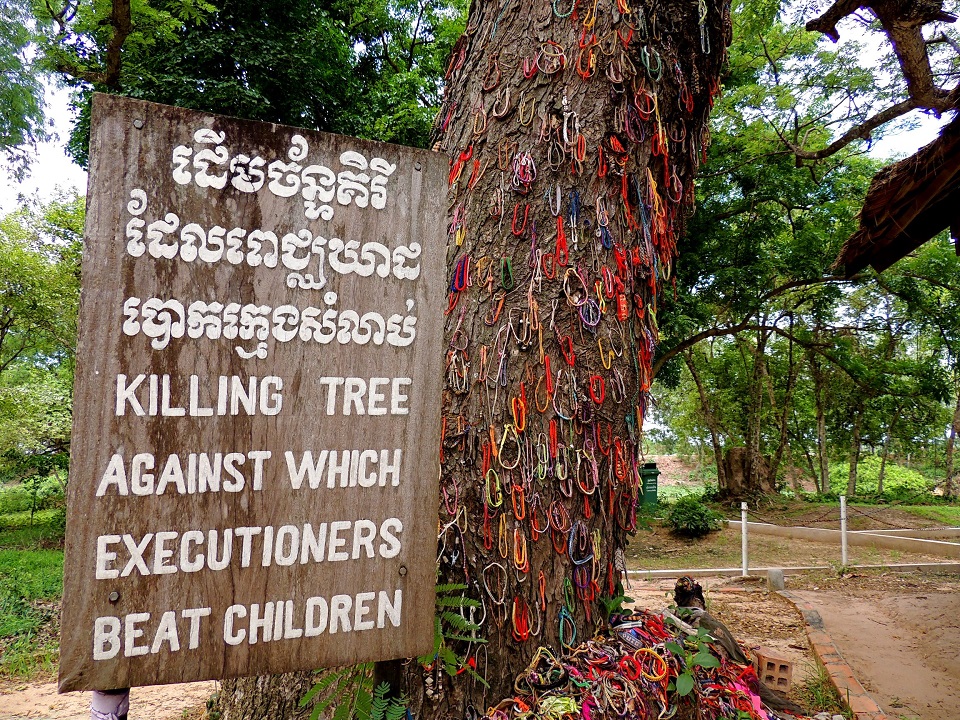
[877,412,897,495]
[847,403,863,496]
[809,329,828,494]
[742,331,766,492]
[945,384,960,497]
[415,0,732,713]
[719,447,772,498]
[815,389,828,494]
[764,319,795,489]
[684,349,726,490]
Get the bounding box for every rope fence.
[731,496,960,573]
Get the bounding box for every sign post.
[60,94,447,692]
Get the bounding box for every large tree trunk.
[414,0,730,712]
[719,447,773,497]
[217,0,731,716]
[216,672,315,720]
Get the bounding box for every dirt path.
[794,589,960,720]
[0,681,214,720]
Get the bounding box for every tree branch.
[652,274,865,378]
[805,0,864,42]
[779,97,919,160]
[53,0,132,87]
[799,1,959,162]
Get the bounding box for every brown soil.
[791,571,960,720]
[627,524,952,571]
[644,455,702,487]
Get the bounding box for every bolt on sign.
[59,94,447,692]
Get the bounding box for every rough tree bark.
[217,0,732,716]
[217,672,315,720]
[412,0,731,712]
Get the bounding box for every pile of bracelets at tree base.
[477,610,796,720]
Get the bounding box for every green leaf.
[694,651,720,669]
[332,700,350,720]
[675,672,695,696]
[665,641,685,656]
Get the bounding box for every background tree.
[648,2,957,500]
[32,0,466,164]
[0,194,82,513]
[0,0,47,176]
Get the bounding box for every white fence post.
[741,502,749,577]
[840,495,849,568]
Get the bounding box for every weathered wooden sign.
[59,94,447,692]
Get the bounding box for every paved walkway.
[791,591,960,720]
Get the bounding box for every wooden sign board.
[60,94,446,692]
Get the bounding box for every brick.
[848,694,881,714]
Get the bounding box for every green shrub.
[0,486,32,515]
[828,456,930,498]
[0,476,65,516]
[666,495,722,538]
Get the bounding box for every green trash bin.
[639,462,660,506]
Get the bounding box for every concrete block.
[767,568,785,591]
[753,646,793,693]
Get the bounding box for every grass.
[895,504,960,526]
[0,508,65,679]
[0,508,65,550]
[793,661,851,718]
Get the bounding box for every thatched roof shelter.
[835,116,960,276]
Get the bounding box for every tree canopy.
[26,0,466,165]
[0,0,47,176]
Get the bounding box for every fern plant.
[299,663,407,720]
[417,582,488,688]
[299,583,487,718]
